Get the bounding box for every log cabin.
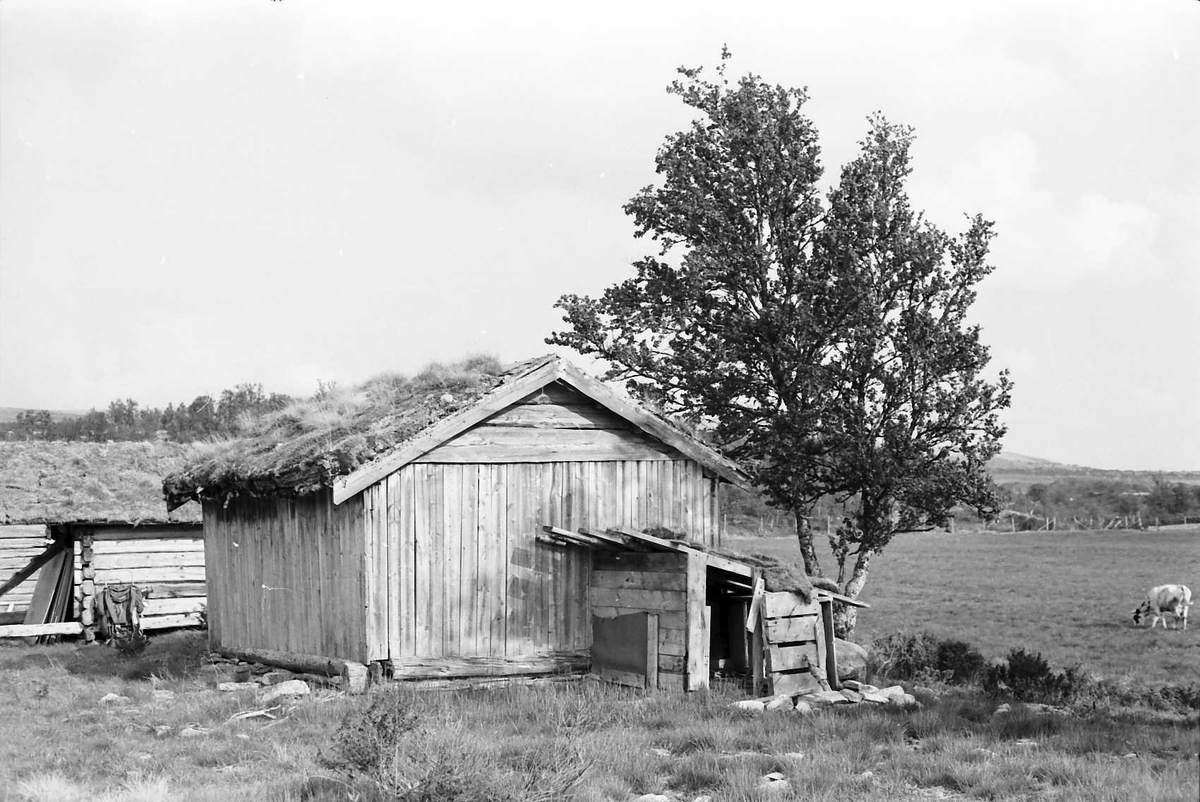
[0,441,205,639]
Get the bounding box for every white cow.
[1132,585,1193,630]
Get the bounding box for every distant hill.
[0,406,88,424]
[987,451,1200,487]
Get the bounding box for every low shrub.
[869,632,986,685]
[982,648,1085,704]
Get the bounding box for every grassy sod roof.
[163,355,540,509]
[0,441,202,525]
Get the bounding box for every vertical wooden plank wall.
[204,491,371,663]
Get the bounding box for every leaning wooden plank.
[0,621,83,638]
[541,525,621,551]
[23,549,69,625]
[0,543,66,601]
[575,526,643,551]
[814,589,871,609]
[609,526,690,554]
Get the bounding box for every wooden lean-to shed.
[164,355,764,688]
[0,441,206,639]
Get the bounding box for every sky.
[1,0,1197,471]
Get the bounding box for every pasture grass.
[728,527,1200,685]
[1,632,1197,801]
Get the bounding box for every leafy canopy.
[548,52,1011,588]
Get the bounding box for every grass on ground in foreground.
[728,528,1200,685]
[1,632,1197,802]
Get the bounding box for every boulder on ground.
[217,681,258,693]
[834,638,868,680]
[765,695,795,712]
[731,699,766,712]
[800,690,851,706]
[259,679,310,704]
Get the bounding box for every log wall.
[70,524,206,632]
[0,525,48,621]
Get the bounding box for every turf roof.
[163,354,544,509]
[0,440,202,525]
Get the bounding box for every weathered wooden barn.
[0,441,206,639]
[166,355,805,688]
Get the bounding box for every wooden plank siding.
[203,492,370,663]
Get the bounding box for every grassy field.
[1,528,1197,801]
[0,632,1196,802]
[727,528,1200,685]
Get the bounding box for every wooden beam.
[217,645,350,677]
[814,589,871,609]
[0,621,82,638]
[389,650,590,679]
[555,360,751,489]
[540,525,622,551]
[684,551,708,691]
[702,552,754,578]
[0,542,66,601]
[576,526,646,551]
[608,526,690,554]
[332,357,562,504]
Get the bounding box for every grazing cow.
[1132,585,1193,630]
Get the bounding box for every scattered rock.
[878,685,906,700]
[151,690,175,702]
[801,690,851,705]
[834,638,868,680]
[1121,752,1137,760]
[259,679,310,704]
[179,726,209,738]
[991,703,1011,717]
[1013,739,1038,748]
[344,662,369,694]
[972,748,996,758]
[860,691,890,704]
[758,772,791,793]
[130,752,153,761]
[782,751,805,761]
[99,693,130,705]
[632,795,671,802]
[259,670,296,686]
[888,693,918,708]
[731,699,766,712]
[840,688,864,703]
[857,770,875,780]
[793,700,813,715]
[765,695,795,712]
[151,724,173,739]
[651,748,671,758]
[691,796,713,802]
[218,682,259,693]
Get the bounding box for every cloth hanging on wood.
[94,584,145,640]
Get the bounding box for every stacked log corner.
[73,524,207,639]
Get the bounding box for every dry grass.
[0,632,1196,801]
[0,441,201,525]
[162,354,525,506]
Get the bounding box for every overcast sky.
[2,0,1197,471]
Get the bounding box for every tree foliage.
[548,53,1011,633]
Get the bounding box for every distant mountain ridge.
[987,451,1200,486]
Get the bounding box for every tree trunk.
[831,549,872,639]
[794,513,822,577]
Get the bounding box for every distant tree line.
[1000,477,1200,530]
[5,384,291,443]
